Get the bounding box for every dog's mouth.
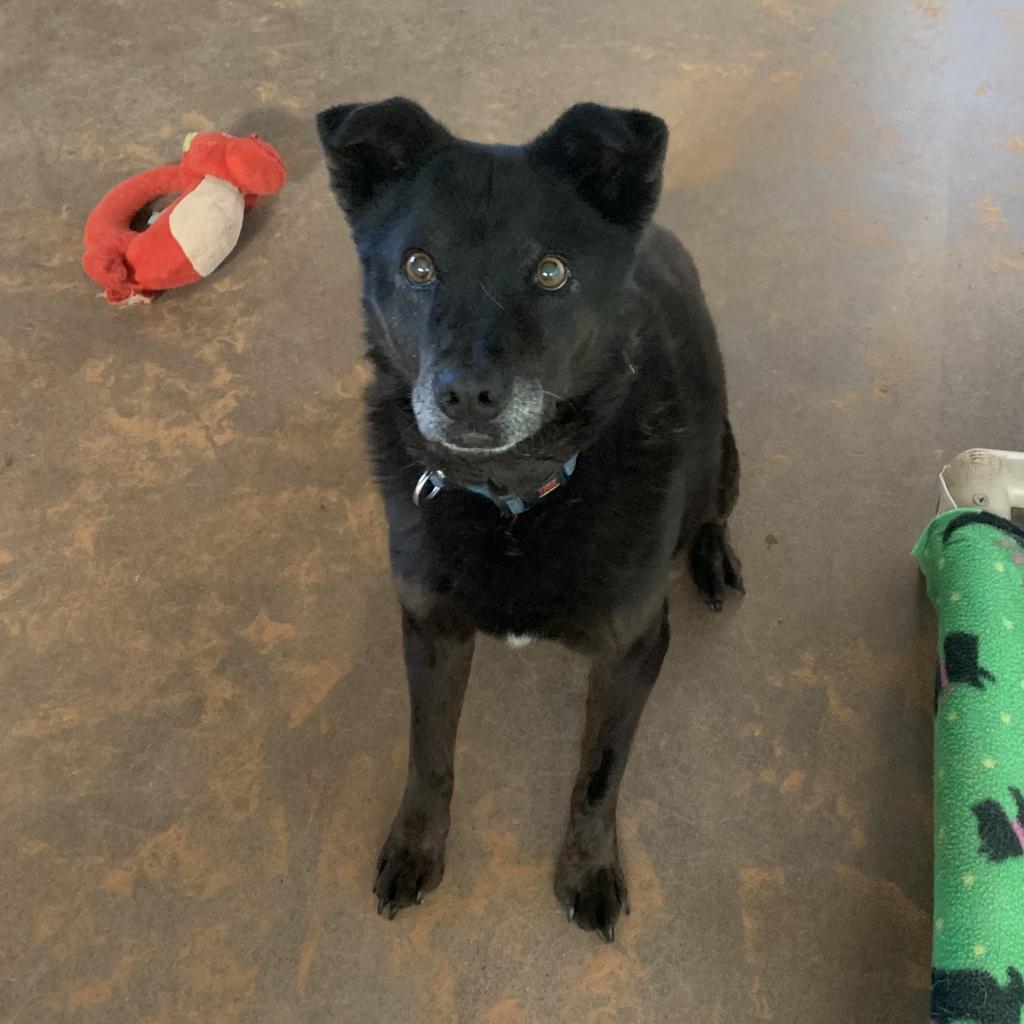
[436,434,523,455]
[411,374,548,458]
[422,424,535,458]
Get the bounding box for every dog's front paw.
[554,845,629,942]
[374,828,446,920]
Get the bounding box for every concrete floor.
[2,1,1023,1021]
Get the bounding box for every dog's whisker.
[479,282,505,310]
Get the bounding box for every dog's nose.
[433,366,510,422]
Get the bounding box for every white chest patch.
[168,175,245,277]
[505,634,536,649]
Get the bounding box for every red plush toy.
[82,131,286,304]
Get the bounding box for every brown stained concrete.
[1,1,1022,1021]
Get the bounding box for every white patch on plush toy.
[168,175,245,277]
[96,291,152,306]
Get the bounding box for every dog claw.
[415,890,424,905]
[567,904,576,922]
[601,924,615,943]
[387,904,398,921]
[377,897,386,916]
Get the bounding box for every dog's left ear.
[316,97,453,219]
[528,103,667,228]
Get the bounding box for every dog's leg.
[690,419,744,610]
[375,602,474,918]
[555,602,670,940]
[718,417,740,520]
[689,523,744,611]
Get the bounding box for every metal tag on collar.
[414,469,445,507]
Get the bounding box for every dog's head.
[317,98,667,456]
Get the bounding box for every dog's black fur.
[317,98,742,940]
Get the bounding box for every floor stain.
[102,824,235,899]
[182,923,258,1019]
[264,804,290,877]
[284,658,348,728]
[738,867,787,1020]
[976,196,1008,227]
[241,609,298,651]
[68,952,140,1011]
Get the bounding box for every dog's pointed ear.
[316,98,453,219]
[528,103,667,228]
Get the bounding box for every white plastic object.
[937,448,1024,521]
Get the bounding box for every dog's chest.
[421,490,667,640]
[458,531,587,636]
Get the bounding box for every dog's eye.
[535,255,569,291]
[403,251,435,285]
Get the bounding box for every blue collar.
[414,453,579,516]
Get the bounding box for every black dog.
[317,98,742,940]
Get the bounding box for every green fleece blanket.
[915,509,1024,1024]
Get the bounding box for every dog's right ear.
[316,98,453,219]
